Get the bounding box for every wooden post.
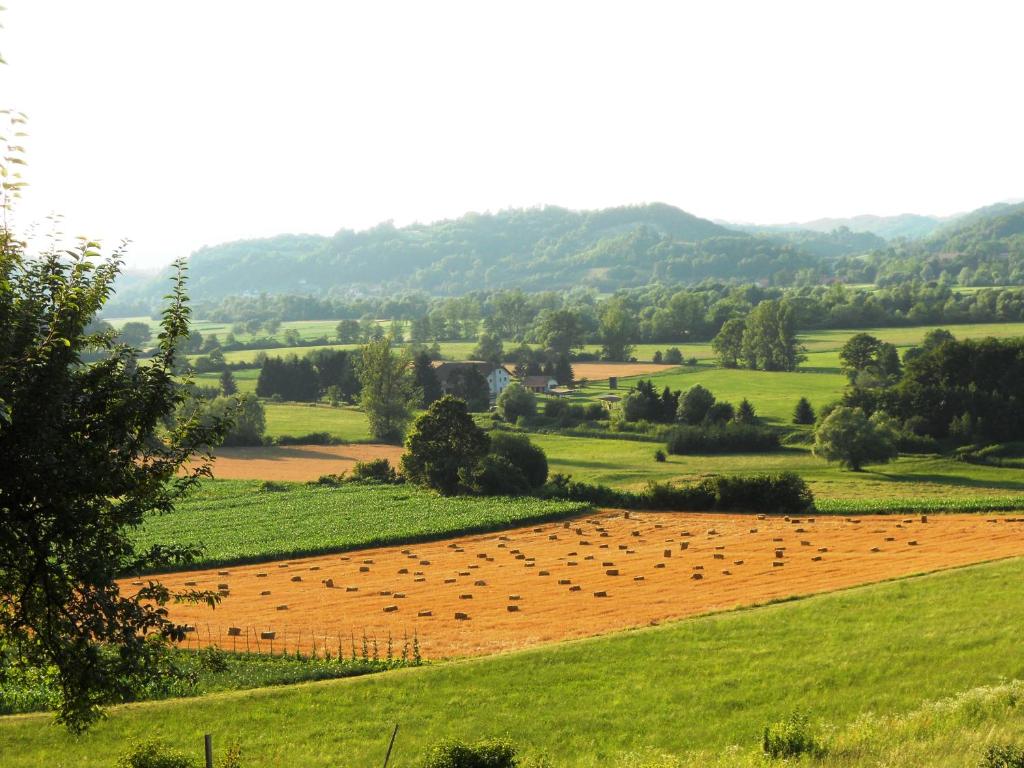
[382,723,399,768]
[204,734,213,768]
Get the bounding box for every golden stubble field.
[140,511,1024,658]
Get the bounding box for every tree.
[554,354,574,387]
[0,244,228,731]
[711,318,745,368]
[735,398,757,424]
[401,396,490,494]
[388,319,405,344]
[536,309,584,357]
[472,333,504,366]
[446,366,491,412]
[496,381,536,422]
[793,397,816,425]
[309,348,358,401]
[219,368,238,396]
[204,394,265,446]
[663,347,684,365]
[117,321,152,349]
[598,298,637,362]
[812,406,898,471]
[739,300,805,371]
[335,319,361,343]
[412,351,443,406]
[358,337,419,443]
[677,384,716,424]
[839,333,883,381]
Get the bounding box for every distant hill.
[110,204,840,307]
[735,213,951,241]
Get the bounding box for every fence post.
[204,733,214,768]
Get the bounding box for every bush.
[704,401,734,424]
[980,745,1024,768]
[677,384,715,424]
[258,481,288,492]
[663,347,683,365]
[496,382,537,423]
[118,740,195,768]
[762,711,821,759]
[704,472,814,515]
[665,423,780,454]
[313,473,346,486]
[275,432,343,446]
[462,454,531,496]
[489,432,548,488]
[423,738,518,768]
[349,458,399,483]
[653,449,666,462]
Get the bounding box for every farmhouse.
[434,361,513,399]
[521,375,559,394]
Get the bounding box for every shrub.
[653,449,666,462]
[652,350,663,363]
[423,738,518,768]
[704,401,734,424]
[980,745,1024,768]
[118,740,195,768]
[704,472,814,515]
[734,398,757,425]
[496,382,537,423]
[762,711,821,759]
[663,347,683,365]
[350,458,399,483]
[275,432,342,446]
[313,473,345,486]
[462,454,531,496]
[258,481,288,492]
[665,423,780,454]
[489,432,548,488]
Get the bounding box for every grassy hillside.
[6,558,1024,767]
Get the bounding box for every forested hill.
[113,204,848,307]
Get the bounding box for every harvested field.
[208,444,404,482]
[149,512,1024,658]
[569,362,680,380]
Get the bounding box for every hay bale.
[801,540,811,546]
[602,561,615,566]
[309,566,320,571]
[558,579,571,585]
[679,542,689,550]
[276,604,288,611]
[359,566,370,573]
[593,590,608,598]
[713,553,724,560]
[420,560,431,566]
[722,570,732,576]
[261,631,276,640]
[290,576,302,583]
[549,534,558,540]
[477,553,488,559]
[774,549,784,558]
[474,580,487,586]
[217,570,230,576]
[663,549,672,558]
[634,576,645,581]
[507,605,520,612]
[363,559,375,564]
[346,586,358,592]
[339,556,350,561]
[885,536,895,542]
[459,571,470,576]
[459,594,473,600]
[383,605,398,613]
[749,528,758,533]
[757,514,766,520]
[631,530,640,537]
[278,564,289,568]
[908,540,918,546]
[379,590,392,596]
[418,610,432,617]
[605,569,619,576]
[567,561,578,567]
[734,559,744,565]
[772,561,784,567]
[256,573,267,578]
[414,577,426,582]
[218,589,229,597]
[920,515,928,523]
[569,585,582,592]
[654,563,666,569]
[563,521,571,528]
[539,570,550,576]
[398,568,409,574]
[184,581,197,586]
[217,583,229,590]
[870,547,881,552]
[260,590,271,596]
[691,573,703,580]
[444,578,456,584]
[812,556,823,562]
[525,562,536,568]
[324,578,335,588]
[454,612,469,620]
[692,564,704,570]
[818,547,828,553]
[227,627,241,637]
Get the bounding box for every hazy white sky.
[3,1,1022,268]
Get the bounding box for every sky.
[2,0,1023,269]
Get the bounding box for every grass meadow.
[6,557,1024,767]
[131,481,588,570]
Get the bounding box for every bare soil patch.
[149,512,1024,658]
[570,362,679,381]
[209,444,404,482]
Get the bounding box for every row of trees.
[711,300,805,371]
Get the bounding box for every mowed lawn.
[530,433,1024,506]
[132,480,589,570]
[6,558,1024,767]
[262,403,374,442]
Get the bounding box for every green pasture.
[131,480,588,570]
[6,557,1024,767]
[263,403,374,442]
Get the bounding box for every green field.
[131,480,588,570]
[6,558,1024,767]
[262,403,374,442]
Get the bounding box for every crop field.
[148,511,1024,659]
[131,481,589,570]
[209,444,405,481]
[8,556,1024,767]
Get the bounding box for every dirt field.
[571,362,679,381]
[145,511,1024,658]
[209,444,405,482]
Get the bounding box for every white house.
[433,361,513,399]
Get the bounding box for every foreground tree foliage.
[0,233,229,730]
[401,396,490,494]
